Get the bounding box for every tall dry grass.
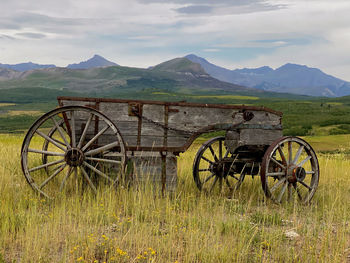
[0,134,349,262]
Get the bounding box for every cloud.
[0,34,15,40]
[175,5,213,14]
[0,0,349,80]
[15,32,46,39]
[202,48,220,52]
[140,0,285,15]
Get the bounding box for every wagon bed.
[57,96,283,153]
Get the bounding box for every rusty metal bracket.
[128,103,142,117]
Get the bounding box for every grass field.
[0,134,350,262]
[3,92,350,136]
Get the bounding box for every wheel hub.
[65,148,85,167]
[211,161,230,178]
[287,166,306,183]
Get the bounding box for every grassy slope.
[0,134,349,262]
[0,64,348,135]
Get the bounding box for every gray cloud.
[0,34,15,40]
[175,5,213,14]
[139,0,285,15]
[138,0,265,5]
[16,32,46,39]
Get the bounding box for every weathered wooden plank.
[99,102,137,122]
[225,129,282,152]
[142,104,165,122]
[239,129,282,145]
[130,153,177,192]
[167,107,281,131]
[91,134,190,148]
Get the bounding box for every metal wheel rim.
[21,106,126,199]
[193,136,246,194]
[260,136,319,204]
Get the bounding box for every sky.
[0,0,350,80]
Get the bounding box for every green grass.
[1,134,350,262]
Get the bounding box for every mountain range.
[0,54,117,72]
[1,57,278,104]
[185,54,350,97]
[0,54,349,97]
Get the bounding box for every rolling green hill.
[1,57,349,136]
[0,58,308,100]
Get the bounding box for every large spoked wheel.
[193,136,245,195]
[260,136,319,204]
[21,106,126,199]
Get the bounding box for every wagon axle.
[210,160,233,178]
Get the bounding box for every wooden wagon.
[21,96,319,203]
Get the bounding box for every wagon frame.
[20,96,320,203]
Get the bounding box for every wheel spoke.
[228,154,239,172]
[77,113,93,149]
[306,171,315,174]
[51,117,70,149]
[28,159,65,172]
[198,168,211,172]
[297,179,312,191]
[288,141,292,164]
[85,141,119,156]
[270,157,285,169]
[270,177,286,193]
[266,172,285,177]
[208,146,218,162]
[81,125,110,152]
[223,149,230,158]
[296,156,312,168]
[85,157,121,165]
[36,130,67,152]
[60,166,73,191]
[70,111,76,148]
[28,148,65,156]
[278,146,287,165]
[228,174,240,181]
[209,176,218,192]
[48,137,67,147]
[203,173,215,184]
[201,156,214,165]
[80,167,97,193]
[294,184,303,200]
[277,181,288,203]
[219,140,223,160]
[39,163,67,189]
[83,161,114,183]
[292,145,304,164]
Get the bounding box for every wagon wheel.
[193,136,245,195]
[260,136,319,204]
[21,106,126,199]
